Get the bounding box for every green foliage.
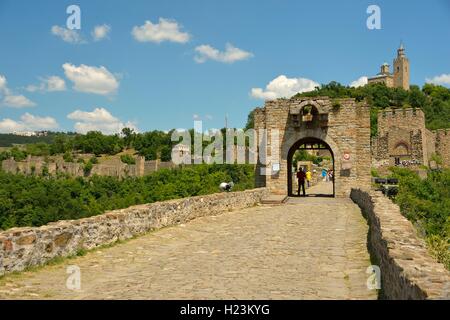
[73,131,123,156]
[371,168,379,177]
[2,147,28,161]
[292,150,323,168]
[389,168,450,269]
[245,110,255,130]
[0,164,255,231]
[133,130,173,161]
[0,132,73,147]
[26,143,50,157]
[42,165,49,177]
[83,161,93,175]
[120,154,136,165]
[331,99,342,110]
[89,156,98,164]
[431,153,443,166]
[63,151,73,163]
[121,127,136,149]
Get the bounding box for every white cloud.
[0,74,8,95]
[0,113,58,133]
[425,74,450,86]
[194,43,253,64]
[250,75,319,100]
[350,76,368,88]
[0,118,23,132]
[20,113,59,129]
[2,95,36,108]
[0,74,35,107]
[0,74,36,107]
[51,25,84,44]
[132,18,190,43]
[67,107,137,134]
[68,108,118,123]
[92,24,111,41]
[62,63,119,95]
[26,76,66,92]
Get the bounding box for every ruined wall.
[351,188,449,300]
[0,188,269,275]
[424,129,436,164]
[435,129,450,167]
[254,97,371,197]
[1,156,174,178]
[372,108,444,169]
[378,108,426,136]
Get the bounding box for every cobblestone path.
[0,187,376,300]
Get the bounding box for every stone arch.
[290,100,327,115]
[392,141,410,156]
[283,130,341,197]
[286,137,336,197]
[282,129,342,164]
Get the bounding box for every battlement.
[379,107,424,119]
[434,128,449,135]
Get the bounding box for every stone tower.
[393,43,410,90]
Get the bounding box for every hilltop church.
[368,44,410,90]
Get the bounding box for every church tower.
[393,43,410,90]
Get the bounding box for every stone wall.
[350,188,449,299]
[1,156,174,178]
[372,108,450,170]
[0,188,268,275]
[435,129,450,167]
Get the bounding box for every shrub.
[390,167,450,269]
[120,154,136,165]
[83,161,93,175]
[63,151,73,163]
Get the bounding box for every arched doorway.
[287,137,335,197]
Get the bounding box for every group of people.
[296,167,333,196]
[321,168,334,182]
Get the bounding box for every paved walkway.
[293,177,334,197]
[0,187,376,300]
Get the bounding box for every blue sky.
[0,0,449,134]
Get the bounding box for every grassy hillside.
[390,168,450,270]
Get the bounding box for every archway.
[287,137,335,197]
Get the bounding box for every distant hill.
[0,132,76,147]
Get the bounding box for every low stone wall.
[351,188,450,299]
[0,188,268,276]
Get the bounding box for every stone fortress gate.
[254,97,372,197]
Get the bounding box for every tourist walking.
[322,168,327,182]
[306,169,312,188]
[297,168,306,196]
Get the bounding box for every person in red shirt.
[297,168,306,196]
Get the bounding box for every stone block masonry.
[0,188,268,275]
[351,188,449,299]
